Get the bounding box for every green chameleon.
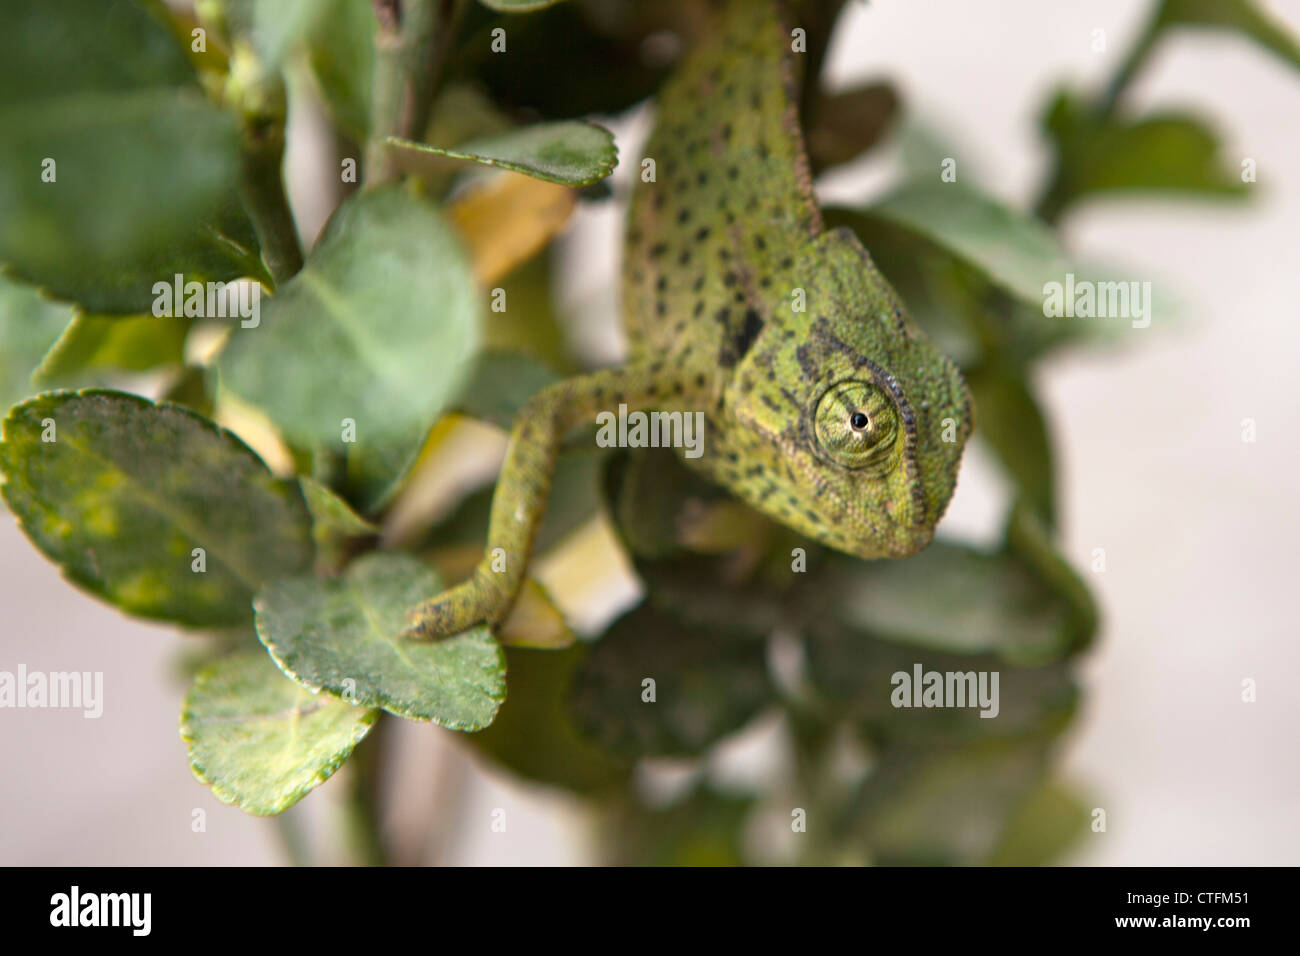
[404,0,972,640]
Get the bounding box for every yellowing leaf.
[449,173,575,285]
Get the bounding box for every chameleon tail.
[402,364,709,640]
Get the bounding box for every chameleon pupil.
[850,412,869,430]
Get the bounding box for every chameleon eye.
[814,381,898,469]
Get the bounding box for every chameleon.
[403,0,972,640]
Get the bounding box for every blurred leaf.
[1037,90,1247,220]
[297,474,378,568]
[449,1,675,119]
[600,786,754,866]
[806,82,899,173]
[304,0,377,139]
[0,0,262,313]
[481,251,572,370]
[34,315,191,385]
[986,777,1090,865]
[847,728,1064,865]
[181,649,377,815]
[859,185,1067,305]
[255,551,505,730]
[498,578,575,648]
[570,601,773,757]
[0,275,75,410]
[966,362,1056,526]
[816,544,1083,664]
[161,365,216,417]
[218,186,481,512]
[387,121,617,186]
[455,349,560,430]
[1004,498,1099,652]
[0,390,312,626]
[448,174,577,285]
[804,628,1079,747]
[472,644,630,793]
[1156,0,1300,73]
[479,0,567,11]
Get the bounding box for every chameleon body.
[404,0,972,639]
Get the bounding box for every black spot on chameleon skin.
[734,309,764,361]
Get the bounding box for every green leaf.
[816,544,1081,664]
[0,390,313,626]
[0,0,262,313]
[386,121,618,186]
[805,629,1079,746]
[570,601,773,757]
[600,786,755,866]
[1038,90,1248,219]
[847,729,1063,865]
[1156,0,1300,73]
[454,349,560,429]
[218,187,482,511]
[181,650,377,815]
[255,551,505,730]
[34,315,191,385]
[986,777,1090,865]
[471,644,630,793]
[304,0,377,139]
[297,475,378,570]
[0,274,75,410]
[478,0,567,12]
[966,362,1056,526]
[861,184,1067,305]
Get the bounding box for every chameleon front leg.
[402,363,708,640]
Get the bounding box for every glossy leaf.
[255,551,505,730]
[218,187,482,511]
[0,390,313,626]
[181,650,377,815]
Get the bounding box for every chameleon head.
[719,232,972,559]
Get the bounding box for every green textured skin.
[405,0,971,640]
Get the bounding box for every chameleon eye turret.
[402,0,972,639]
[813,381,899,471]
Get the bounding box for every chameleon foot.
[401,569,507,640]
